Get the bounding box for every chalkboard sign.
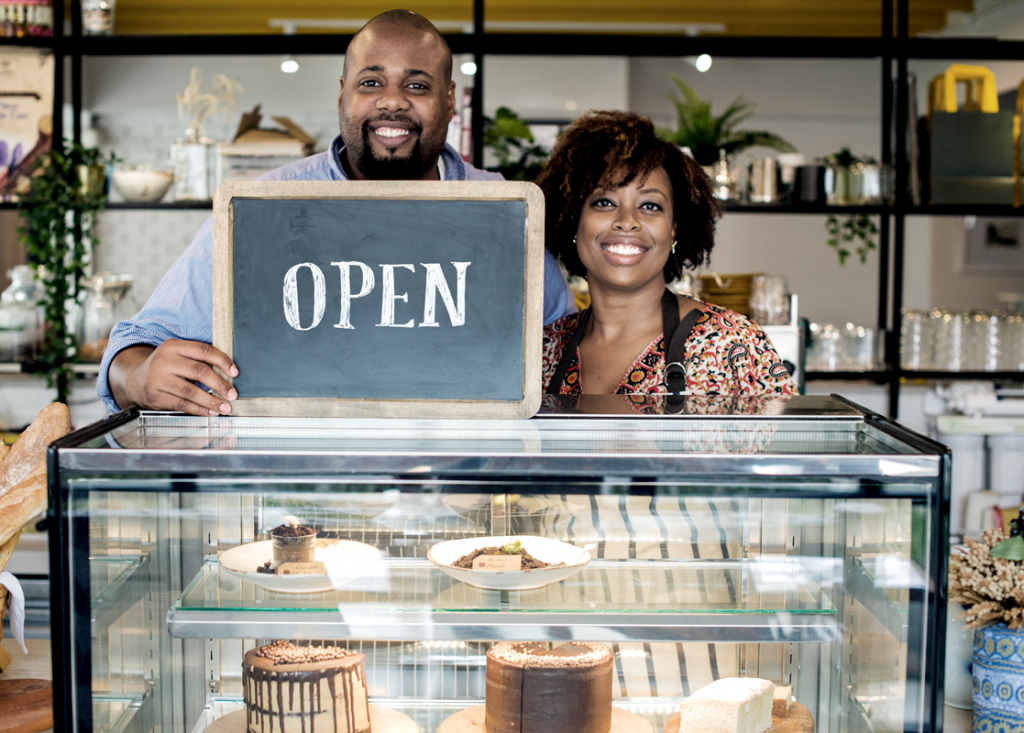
[212,181,544,418]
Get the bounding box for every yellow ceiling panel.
[106,0,973,37]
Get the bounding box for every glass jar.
[931,309,969,372]
[966,310,1002,372]
[76,273,133,362]
[1000,312,1024,372]
[0,264,44,361]
[900,309,932,370]
[271,524,318,567]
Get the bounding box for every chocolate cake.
[485,641,613,733]
[242,640,371,733]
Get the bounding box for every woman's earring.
[573,236,577,245]
[671,240,677,255]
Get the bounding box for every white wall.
[483,55,629,120]
[630,57,884,326]
[629,57,882,162]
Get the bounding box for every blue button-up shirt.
[97,137,575,412]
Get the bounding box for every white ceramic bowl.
[112,169,174,202]
[218,538,381,594]
[428,535,591,591]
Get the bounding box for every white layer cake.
[773,685,793,717]
[678,678,775,733]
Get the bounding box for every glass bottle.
[77,273,133,362]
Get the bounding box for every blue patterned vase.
[973,623,1024,732]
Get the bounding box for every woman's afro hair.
[535,109,721,282]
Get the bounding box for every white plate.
[218,538,380,594]
[427,535,590,591]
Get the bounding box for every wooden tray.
[664,702,815,733]
[438,705,653,733]
[0,678,53,733]
[206,704,419,733]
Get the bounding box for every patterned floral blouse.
[542,299,797,397]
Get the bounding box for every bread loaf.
[0,470,46,549]
[0,528,22,573]
[0,403,70,499]
[0,583,7,648]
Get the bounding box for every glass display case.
[46,395,950,733]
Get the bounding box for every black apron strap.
[664,295,704,395]
[546,310,590,395]
[661,289,679,349]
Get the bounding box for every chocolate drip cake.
[243,641,371,733]
[485,641,613,733]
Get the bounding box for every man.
[99,9,574,417]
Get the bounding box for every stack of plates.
[697,273,759,316]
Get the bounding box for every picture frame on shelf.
[961,216,1024,276]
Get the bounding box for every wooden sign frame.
[212,180,545,419]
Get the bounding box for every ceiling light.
[460,60,477,76]
[695,54,712,72]
[280,57,299,73]
[565,100,578,111]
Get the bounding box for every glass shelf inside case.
[92,697,143,733]
[169,555,835,643]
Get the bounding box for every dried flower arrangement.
[176,67,244,143]
[949,515,1024,630]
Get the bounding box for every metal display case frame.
[46,394,951,733]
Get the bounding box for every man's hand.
[108,340,239,417]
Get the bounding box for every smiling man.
[99,10,575,417]
[339,11,454,181]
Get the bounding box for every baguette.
[0,583,6,652]
[0,527,22,574]
[0,403,70,500]
[0,470,46,549]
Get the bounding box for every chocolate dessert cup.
[270,524,317,566]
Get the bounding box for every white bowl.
[428,535,591,591]
[112,169,174,202]
[218,538,381,594]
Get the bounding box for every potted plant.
[17,139,116,400]
[483,107,550,182]
[172,67,244,200]
[949,516,1024,728]
[656,73,796,167]
[820,148,887,265]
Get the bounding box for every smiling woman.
[537,110,797,398]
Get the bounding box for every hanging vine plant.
[17,140,116,399]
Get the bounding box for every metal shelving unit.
[4,0,1020,412]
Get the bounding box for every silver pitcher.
[746,156,782,203]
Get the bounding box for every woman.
[537,110,796,397]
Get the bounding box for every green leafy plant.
[821,148,879,265]
[820,146,877,167]
[825,214,879,265]
[656,73,796,167]
[17,140,117,399]
[483,107,550,181]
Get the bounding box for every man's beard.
[341,114,446,180]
